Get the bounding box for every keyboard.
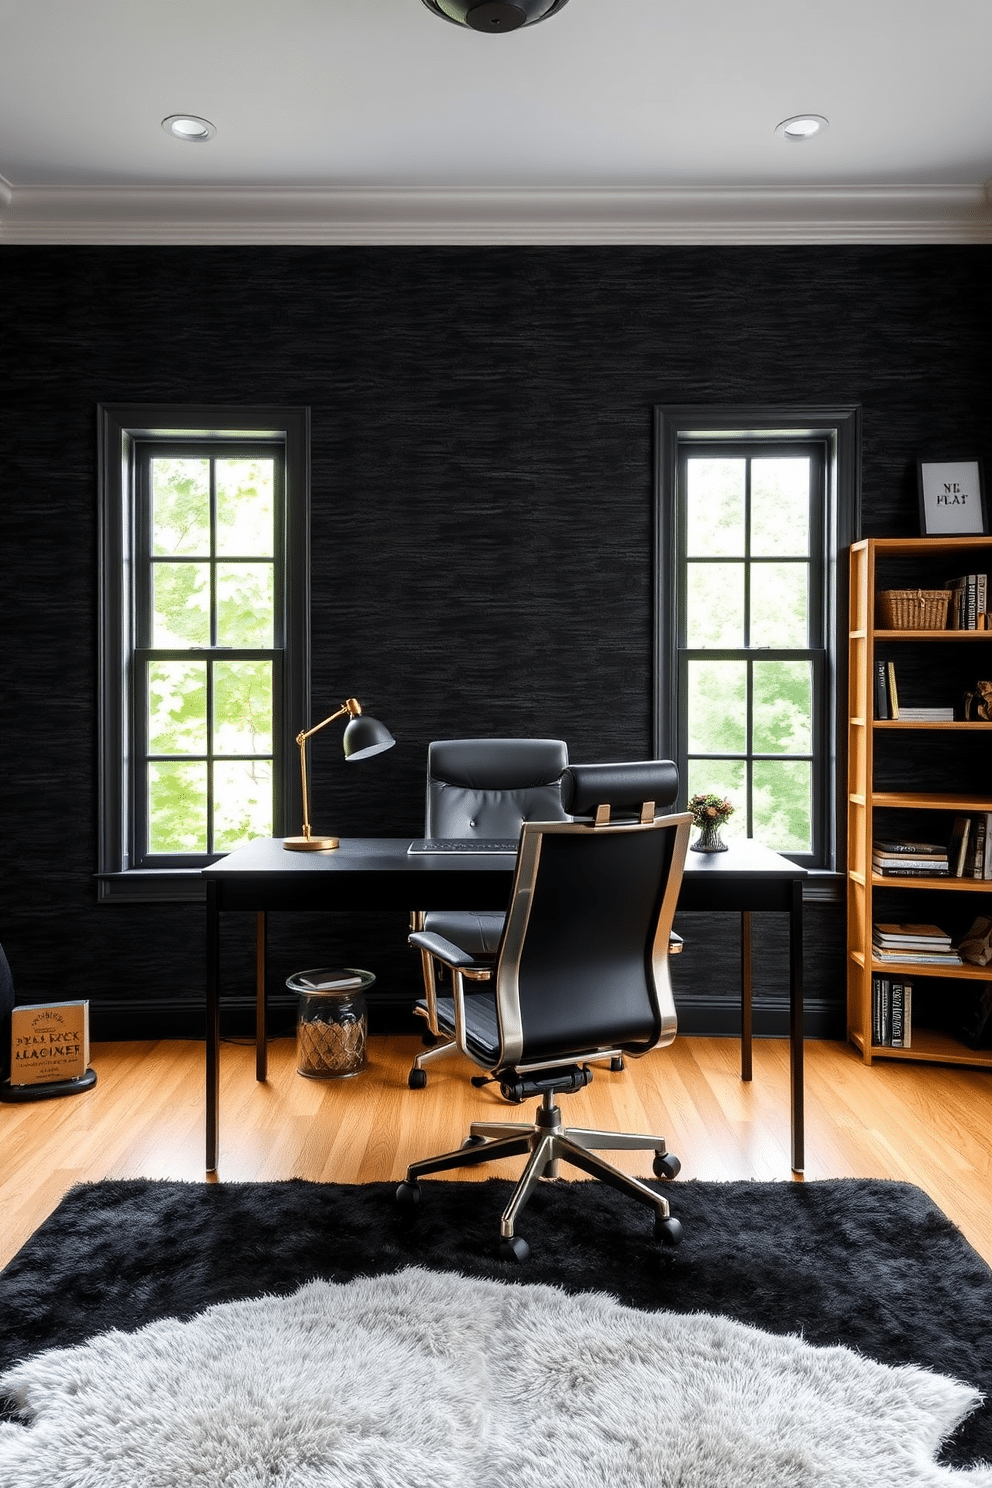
[407,838,518,855]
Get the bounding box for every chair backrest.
[492,762,691,1069]
[425,738,569,839]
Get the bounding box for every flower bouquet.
[688,792,734,853]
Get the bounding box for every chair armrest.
[408,929,491,972]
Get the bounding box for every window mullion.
[209,458,218,650]
[743,456,752,650]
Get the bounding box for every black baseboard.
[86,990,844,1044]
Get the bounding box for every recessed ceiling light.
[162,115,216,143]
[775,114,829,143]
[420,0,569,31]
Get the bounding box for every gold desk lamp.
[284,696,395,852]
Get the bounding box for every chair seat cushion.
[421,910,504,957]
[415,992,501,1065]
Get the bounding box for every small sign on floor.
[1,1000,97,1101]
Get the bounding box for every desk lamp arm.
[295,698,363,842]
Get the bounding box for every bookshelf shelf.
[850,1027,992,1068]
[870,874,992,894]
[847,537,992,1067]
[872,791,992,811]
[875,720,992,730]
[874,630,990,640]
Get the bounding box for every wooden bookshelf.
[847,537,992,1068]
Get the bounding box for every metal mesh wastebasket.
[287,968,374,1079]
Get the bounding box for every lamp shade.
[342,712,396,762]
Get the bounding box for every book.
[872,853,948,869]
[874,840,947,856]
[970,814,987,879]
[890,981,905,1046]
[873,923,952,946]
[874,660,889,719]
[886,661,899,718]
[8,1001,90,1087]
[891,981,913,1048]
[871,946,963,966]
[295,973,366,991]
[948,815,972,876]
[894,707,955,721]
[872,862,949,877]
[872,974,888,1046]
[970,811,992,880]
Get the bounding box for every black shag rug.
[1,1177,991,1468]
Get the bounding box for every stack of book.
[871,921,962,966]
[893,706,956,721]
[945,572,990,630]
[947,813,992,879]
[871,839,949,878]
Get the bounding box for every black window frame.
[97,405,311,903]
[654,405,861,875]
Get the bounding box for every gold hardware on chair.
[594,803,611,825]
[640,800,655,824]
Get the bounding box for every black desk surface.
[202,834,804,913]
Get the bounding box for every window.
[655,407,860,872]
[98,406,310,901]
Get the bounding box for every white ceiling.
[2,0,991,243]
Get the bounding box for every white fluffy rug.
[0,1266,990,1488]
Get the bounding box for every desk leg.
[206,881,220,1173]
[789,879,805,1174]
[255,911,267,1082]
[740,911,753,1082]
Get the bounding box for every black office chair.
[398,760,692,1261]
[408,738,569,1089]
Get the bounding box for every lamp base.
[284,834,340,852]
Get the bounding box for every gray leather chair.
[398,760,692,1261]
[408,738,569,1088]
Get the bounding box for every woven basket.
[877,588,950,630]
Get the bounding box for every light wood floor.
[2,1035,991,1271]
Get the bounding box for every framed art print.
[917,458,987,536]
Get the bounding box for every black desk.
[203,836,805,1174]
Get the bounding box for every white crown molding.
[1,182,991,245]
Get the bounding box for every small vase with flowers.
[688,792,734,853]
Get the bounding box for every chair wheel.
[610,1056,624,1072]
[408,1068,428,1089]
[461,1134,487,1149]
[395,1180,422,1209]
[499,1234,531,1263]
[652,1152,681,1180]
[654,1215,683,1247]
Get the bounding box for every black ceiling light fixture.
[420,0,569,32]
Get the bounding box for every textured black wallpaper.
[1,245,990,1039]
